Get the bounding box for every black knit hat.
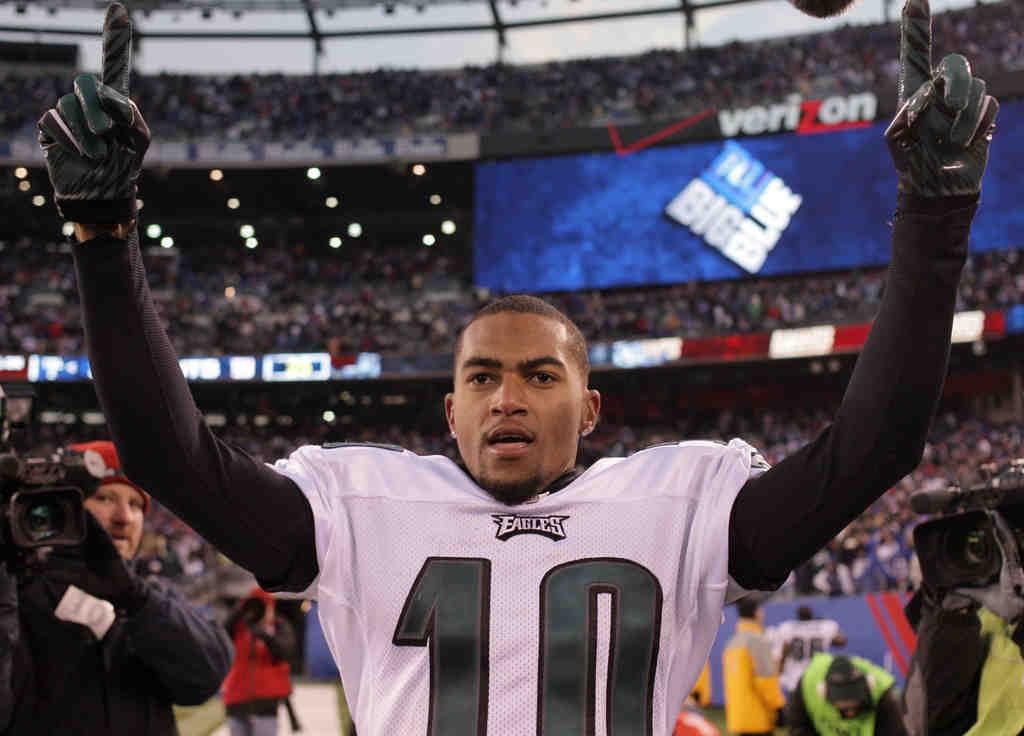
[824,656,871,717]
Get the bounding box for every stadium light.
[146,224,162,239]
[245,237,258,249]
[31,195,45,207]
[323,410,336,423]
[239,224,255,239]
[136,198,144,210]
[18,180,30,192]
[429,194,442,205]
[14,167,27,179]
[412,164,426,176]
[227,197,240,210]
[441,220,456,235]
[160,236,174,248]
[209,169,224,182]
[61,222,75,237]
[325,196,339,208]
[307,167,322,180]
[329,236,342,249]
[422,234,436,246]
[347,223,362,238]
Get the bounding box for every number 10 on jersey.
[393,556,664,735]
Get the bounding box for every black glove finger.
[897,0,933,106]
[969,94,998,150]
[884,79,934,154]
[102,3,133,97]
[56,92,107,160]
[94,81,134,126]
[933,53,971,115]
[95,83,151,156]
[74,74,115,137]
[37,108,82,155]
[949,78,988,149]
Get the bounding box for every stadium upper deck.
[1,0,1021,144]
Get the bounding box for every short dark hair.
[736,598,760,619]
[454,294,590,378]
[797,605,814,621]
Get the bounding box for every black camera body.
[0,384,88,554]
[911,460,1024,590]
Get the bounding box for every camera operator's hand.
[43,512,148,615]
[37,3,149,226]
[884,0,998,197]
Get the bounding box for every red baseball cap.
[68,441,151,513]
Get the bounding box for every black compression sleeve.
[72,231,318,592]
[728,193,977,590]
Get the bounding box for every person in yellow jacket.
[724,599,786,735]
[691,660,711,707]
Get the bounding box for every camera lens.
[24,499,66,542]
[943,519,997,578]
[963,529,993,566]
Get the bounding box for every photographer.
[222,587,298,736]
[903,471,1024,736]
[0,440,233,735]
[785,653,907,736]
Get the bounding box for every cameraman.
[0,440,233,735]
[903,498,1024,735]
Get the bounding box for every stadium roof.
[0,0,754,48]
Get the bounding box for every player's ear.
[580,389,600,437]
[444,393,456,436]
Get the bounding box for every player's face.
[446,313,600,505]
[84,481,145,559]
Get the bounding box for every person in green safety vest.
[784,654,908,736]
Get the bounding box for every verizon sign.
[718,92,878,137]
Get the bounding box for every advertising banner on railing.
[0,132,479,167]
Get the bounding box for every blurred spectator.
[2,238,1022,358]
[724,598,786,736]
[222,587,298,736]
[784,654,906,736]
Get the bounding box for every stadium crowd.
[25,405,1022,603]
[1,238,1021,358]
[1,0,1022,140]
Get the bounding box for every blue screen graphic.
[474,100,1024,292]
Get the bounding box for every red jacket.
[222,587,293,706]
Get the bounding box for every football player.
[771,605,847,694]
[39,1,997,733]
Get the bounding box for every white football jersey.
[770,619,842,692]
[272,438,763,736]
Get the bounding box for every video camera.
[0,383,88,554]
[911,459,1024,591]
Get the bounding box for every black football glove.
[43,511,148,615]
[884,0,998,198]
[37,3,149,224]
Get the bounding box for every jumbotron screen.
[474,100,1024,292]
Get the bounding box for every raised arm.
[726,0,999,590]
[39,4,318,592]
